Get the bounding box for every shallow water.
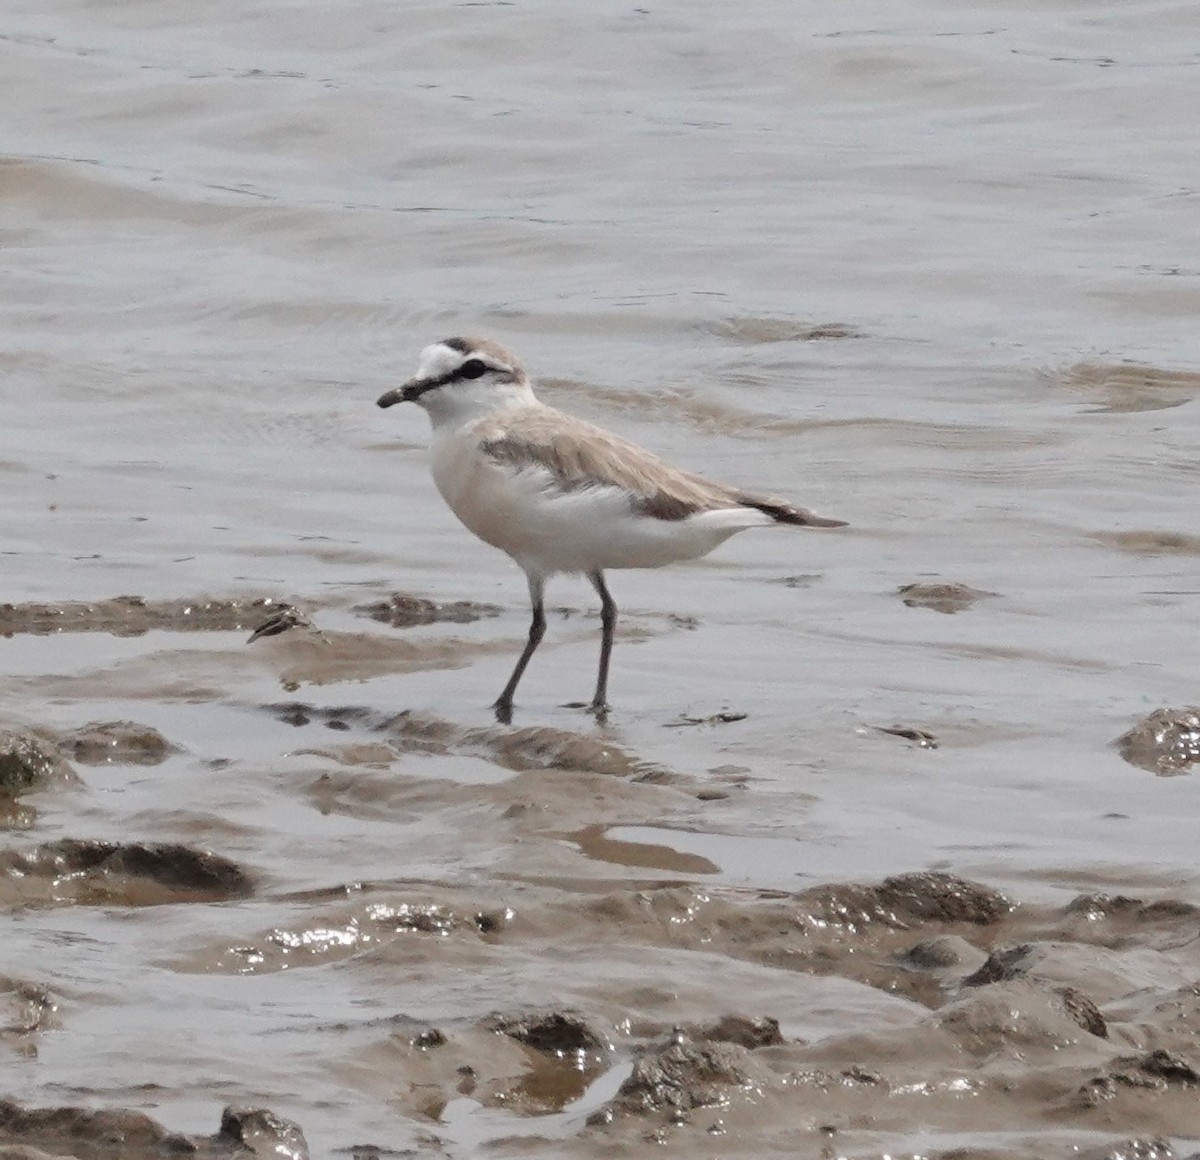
[3,1,1200,1156]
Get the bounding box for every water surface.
[3,1,1199,1155]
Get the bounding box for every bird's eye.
[460,359,488,379]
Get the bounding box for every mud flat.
[0,1100,308,1160]
[4,0,1200,1151]
[3,580,1200,1157]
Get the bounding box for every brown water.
[3,0,1200,1156]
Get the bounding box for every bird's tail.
[738,495,848,528]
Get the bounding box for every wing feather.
[479,409,736,520]
[477,407,845,526]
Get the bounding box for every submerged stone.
[897,582,995,614]
[0,730,77,795]
[1117,707,1200,775]
[901,935,985,971]
[1057,986,1108,1039]
[0,978,57,1039]
[962,943,1036,986]
[218,1106,309,1160]
[3,840,253,905]
[355,592,500,627]
[0,1099,192,1155]
[0,595,287,637]
[60,721,177,766]
[246,604,313,643]
[606,1034,756,1117]
[799,871,1011,930]
[694,1014,784,1049]
[486,1009,608,1056]
[0,1098,308,1158]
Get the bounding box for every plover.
[377,337,846,723]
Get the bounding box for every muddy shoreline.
[5,0,1200,1152]
[3,591,1200,1157]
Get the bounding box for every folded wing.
[479,408,846,527]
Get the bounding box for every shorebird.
[377,337,846,723]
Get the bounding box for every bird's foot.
[492,697,515,725]
[558,699,610,722]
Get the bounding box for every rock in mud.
[269,703,378,731]
[0,980,56,1031]
[962,943,1035,986]
[668,709,748,728]
[385,710,677,781]
[787,1064,886,1093]
[875,724,939,748]
[412,1027,446,1049]
[0,730,77,796]
[485,1010,609,1057]
[1081,1051,1200,1110]
[900,935,987,973]
[355,592,500,627]
[1053,359,1200,415]
[1116,707,1200,775]
[1060,892,1200,938]
[0,1099,193,1156]
[0,594,290,637]
[205,896,507,975]
[694,1014,783,1049]
[799,871,1011,930]
[1,840,253,905]
[711,316,861,343]
[1098,530,1200,554]
[1135,1049,1200,1085]
[0,978,57,1048]
[960,943,1110,1037]
[0,1099,308,1159]
[480,725,661,779]
[939,979,1109,1057]
[0,798,37,831]
[874,872,1011,924]
[1062,892,1145,920]
[964,975,1106,1038]
[246,603,314,643]
[59,721,177,766]
[218,1106,309,1160]
[1083,1141,1177,1160]
[604,1033,761,1119]
[1055,986,1108,1039]
[897,582,995,614]
[270,704,683,783]
[574,874,1014,1007]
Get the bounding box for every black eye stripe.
[412,359,503,396]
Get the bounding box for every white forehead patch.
[416,342,468,381]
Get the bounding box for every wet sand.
[3,590,1200,1159]
[3,0,1200,1156]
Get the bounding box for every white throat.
[418,378,538,430]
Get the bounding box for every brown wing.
[477,407,847,526]
[478,408,737,520]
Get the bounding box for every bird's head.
[377,337,532,424]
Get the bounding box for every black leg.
[587,570,616,717]
[493,573,546,724]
